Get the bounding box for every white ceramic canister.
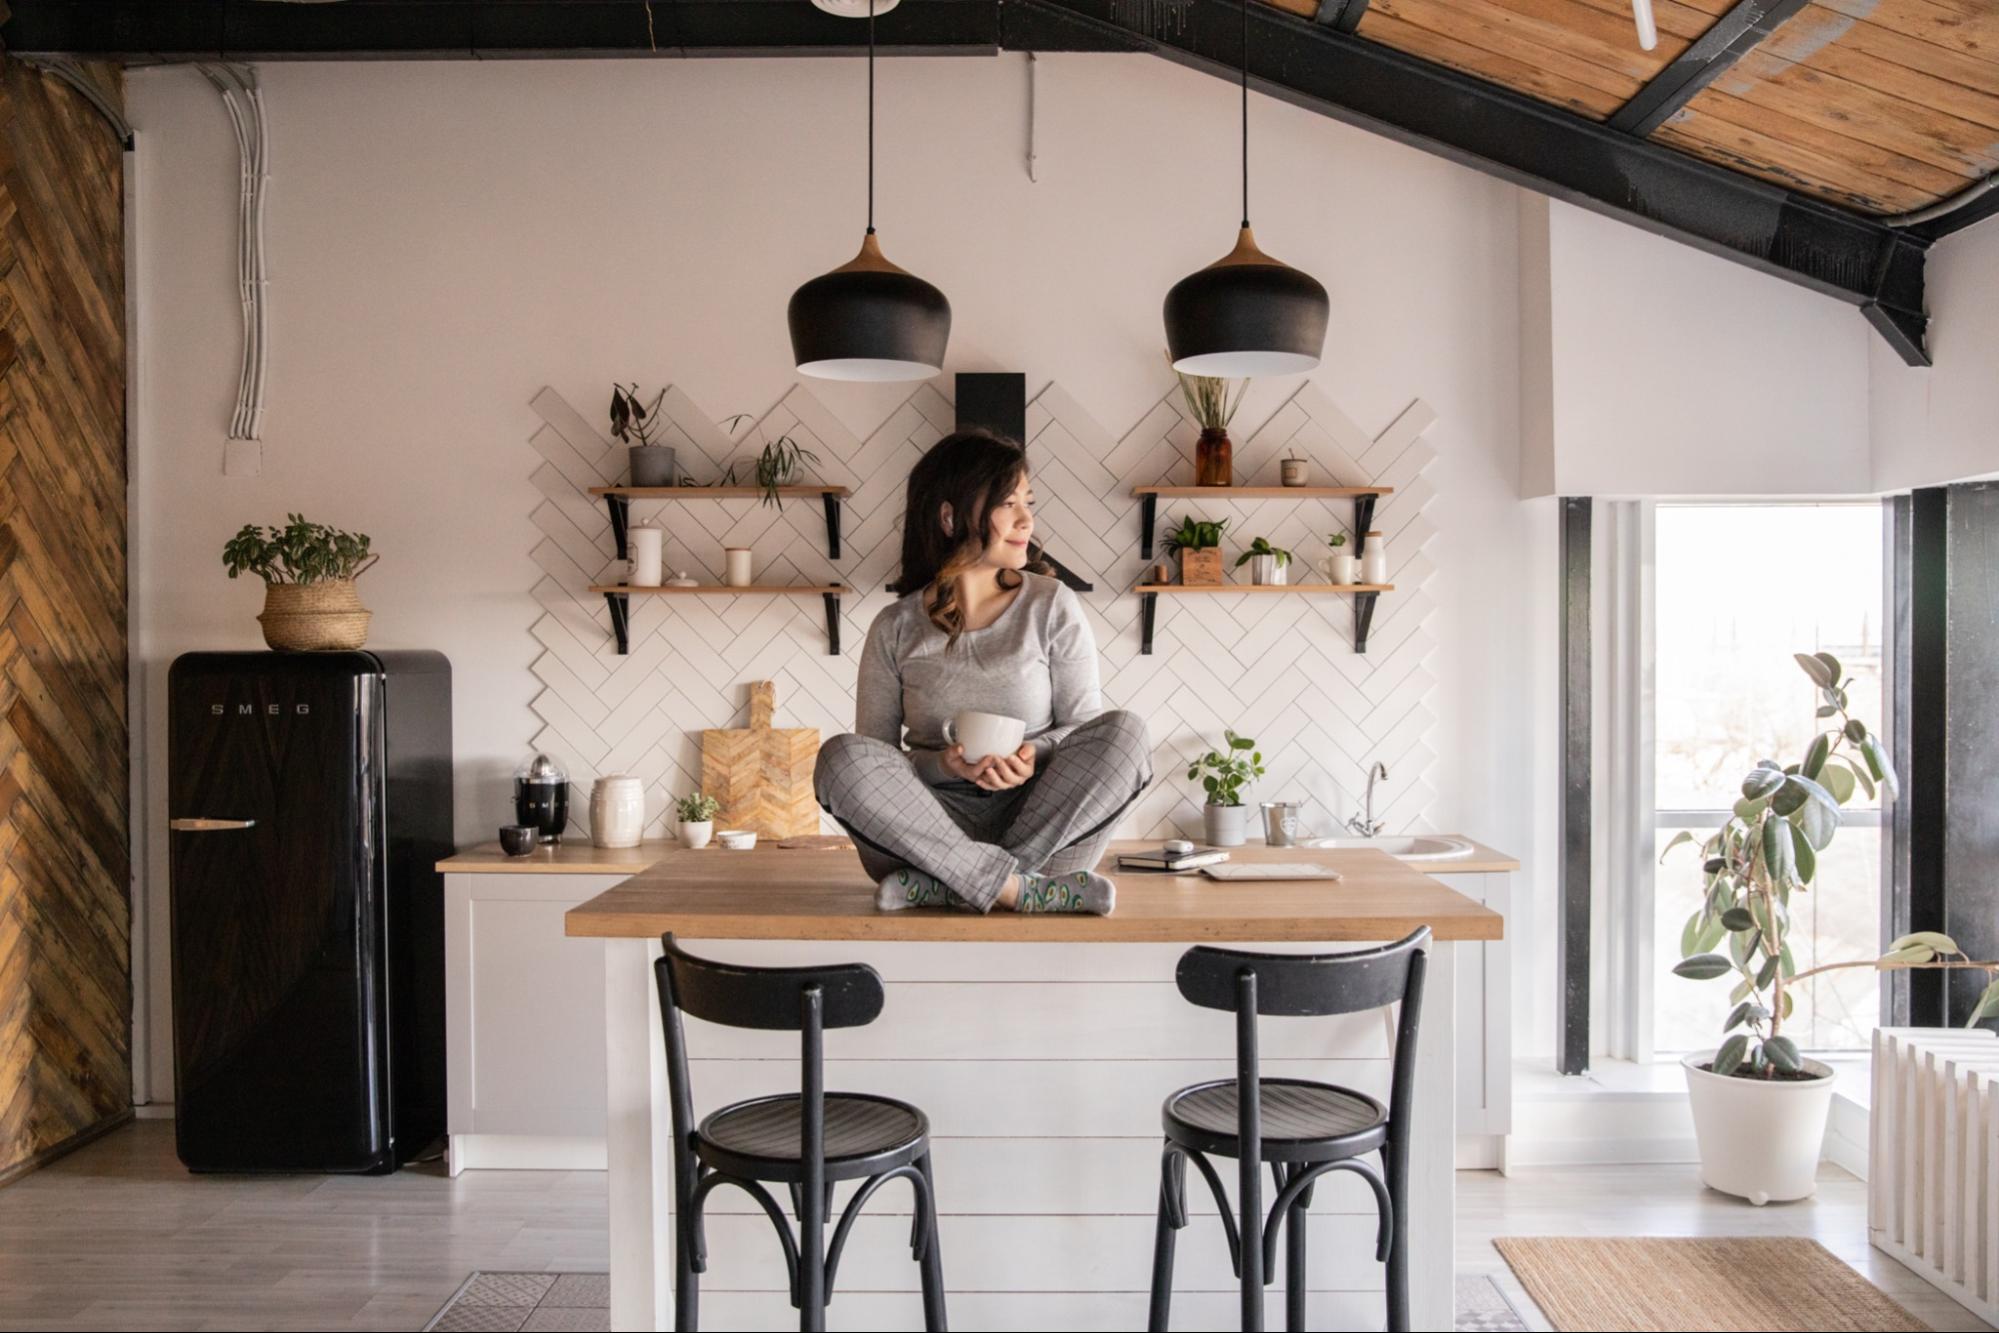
[724,547,754,588]
[628,526,665,587]
[1360,530,1388,585]
[590,775,646,848]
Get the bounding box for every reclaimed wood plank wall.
[0,55,130,1183]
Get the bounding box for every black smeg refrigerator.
[168,650,452,1173]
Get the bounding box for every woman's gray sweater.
[854,573,1104,787]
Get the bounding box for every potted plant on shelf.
[610,383,676,487]
[1235,537,1291,586]
[1665,650,1999,1205]
[1323,531,1356,585]
[223,514,377,651]
[676,790,721,850]
[1186,728,1266,847]
[1162,515,1227,586]
[1171,355,1248,487]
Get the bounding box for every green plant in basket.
[222,514,375,584]
[1665,651,1999,1080]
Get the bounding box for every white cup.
[941,710,1026,763]
[629,527,665,587]
[724,547,754,587]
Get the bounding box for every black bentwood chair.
[653,934,947,1333]
[1146,927,1431,1333]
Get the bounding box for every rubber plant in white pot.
[1187,729,1266,847]
[1666,650,1999,1205]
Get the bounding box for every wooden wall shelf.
[589,584,847,656]
[1133,485,1395,656]
[588,485,850,560]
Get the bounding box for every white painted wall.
[1520,198,1875,499]
[1870,221,1999,492]
[125,54,1543,1099]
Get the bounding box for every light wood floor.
[0,1120,1987,1331]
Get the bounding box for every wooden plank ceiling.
[1261,0,1999,217]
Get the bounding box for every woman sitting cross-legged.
[814,428,1152,915]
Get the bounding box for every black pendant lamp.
[789,0,950,382]
[1163,0,1329,377]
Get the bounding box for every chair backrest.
[1175,927,1431,1148]
[653,934,886,1200]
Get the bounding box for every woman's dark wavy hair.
[890,428,1051,645]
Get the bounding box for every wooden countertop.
[438,841,676,875]
[564,841,1503,943]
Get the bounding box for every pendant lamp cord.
[867,0,877,236]
[1240,0,1250,229]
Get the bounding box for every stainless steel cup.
[1261,801,1305,846]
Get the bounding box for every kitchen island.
[565,842,1501,1332]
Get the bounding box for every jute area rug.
[1495,1237,1928,1332]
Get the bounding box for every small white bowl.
[716,829,758,851]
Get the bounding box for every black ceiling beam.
[1607,0,1811,137]
[1012,0,1929,365]
[1908,180,1999,243]
[0,1,1004,61]
[1311,0,1369,35]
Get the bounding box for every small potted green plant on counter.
[1187,728,1266,847]
[1162,515,1227,586]
[223,514,377,651]
[1665,650,1999,1205]
[675,790,721,850]
[1236,536,1291,586]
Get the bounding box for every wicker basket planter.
[257,579,372,651]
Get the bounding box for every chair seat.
[1163,1077,1387,1162]
[696,1092,929,1183]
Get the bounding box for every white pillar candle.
[724,547,754,587]
[628,526,665,587]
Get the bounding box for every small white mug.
[941,710,1026,763]
[724,547,754,587]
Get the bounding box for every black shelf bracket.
[605,494,632,561]
[822,492,843,560]
[1352,493,1377,555]
[1140,590,1158,655]
[1354,590,1379,654]
[1139,492,1159,560]
[604,591,631,655]
[823,592,843,656]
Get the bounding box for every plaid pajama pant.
[814,708,1154,912]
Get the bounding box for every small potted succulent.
[1162,515,1228,586]
[1666,650,1999,1205]
[1171,355,1248,487]
[1186,729,1266,847]
[223,514,377,651]
[1236,536,1291,586]
[1323,532,1357,585]
[675,790,721,850]
[610,383,676,487]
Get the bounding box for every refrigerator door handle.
[168,817,258,831]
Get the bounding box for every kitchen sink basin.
[1305,834,1475,861]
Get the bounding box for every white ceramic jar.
[1360,530,1389,585]
[628,526,665,587]
[590,775,645,848]
[724,547,754,587]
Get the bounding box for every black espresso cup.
[499,824,539,857]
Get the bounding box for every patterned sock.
[875,867,970,912]
[1012,869,1116,915]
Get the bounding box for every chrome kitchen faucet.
[1347,762,1389,837]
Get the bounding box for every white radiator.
[1870,1026,1999,1325]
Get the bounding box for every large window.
[1651,503,1885,1056]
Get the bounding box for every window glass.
[1653,504,1884,1055]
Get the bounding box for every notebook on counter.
[1117,846,1231,872]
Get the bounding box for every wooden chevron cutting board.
[701,680,820,839]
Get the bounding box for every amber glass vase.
[1195,428,1233,486]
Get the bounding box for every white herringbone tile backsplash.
[525,379,1438,842]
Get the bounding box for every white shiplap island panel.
[569,844,1500,1333]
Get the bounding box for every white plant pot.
[1681,1051,1836,1205]
[1247,554,1287,586]
[677,820,714,850]
[1203,803,1250,847]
